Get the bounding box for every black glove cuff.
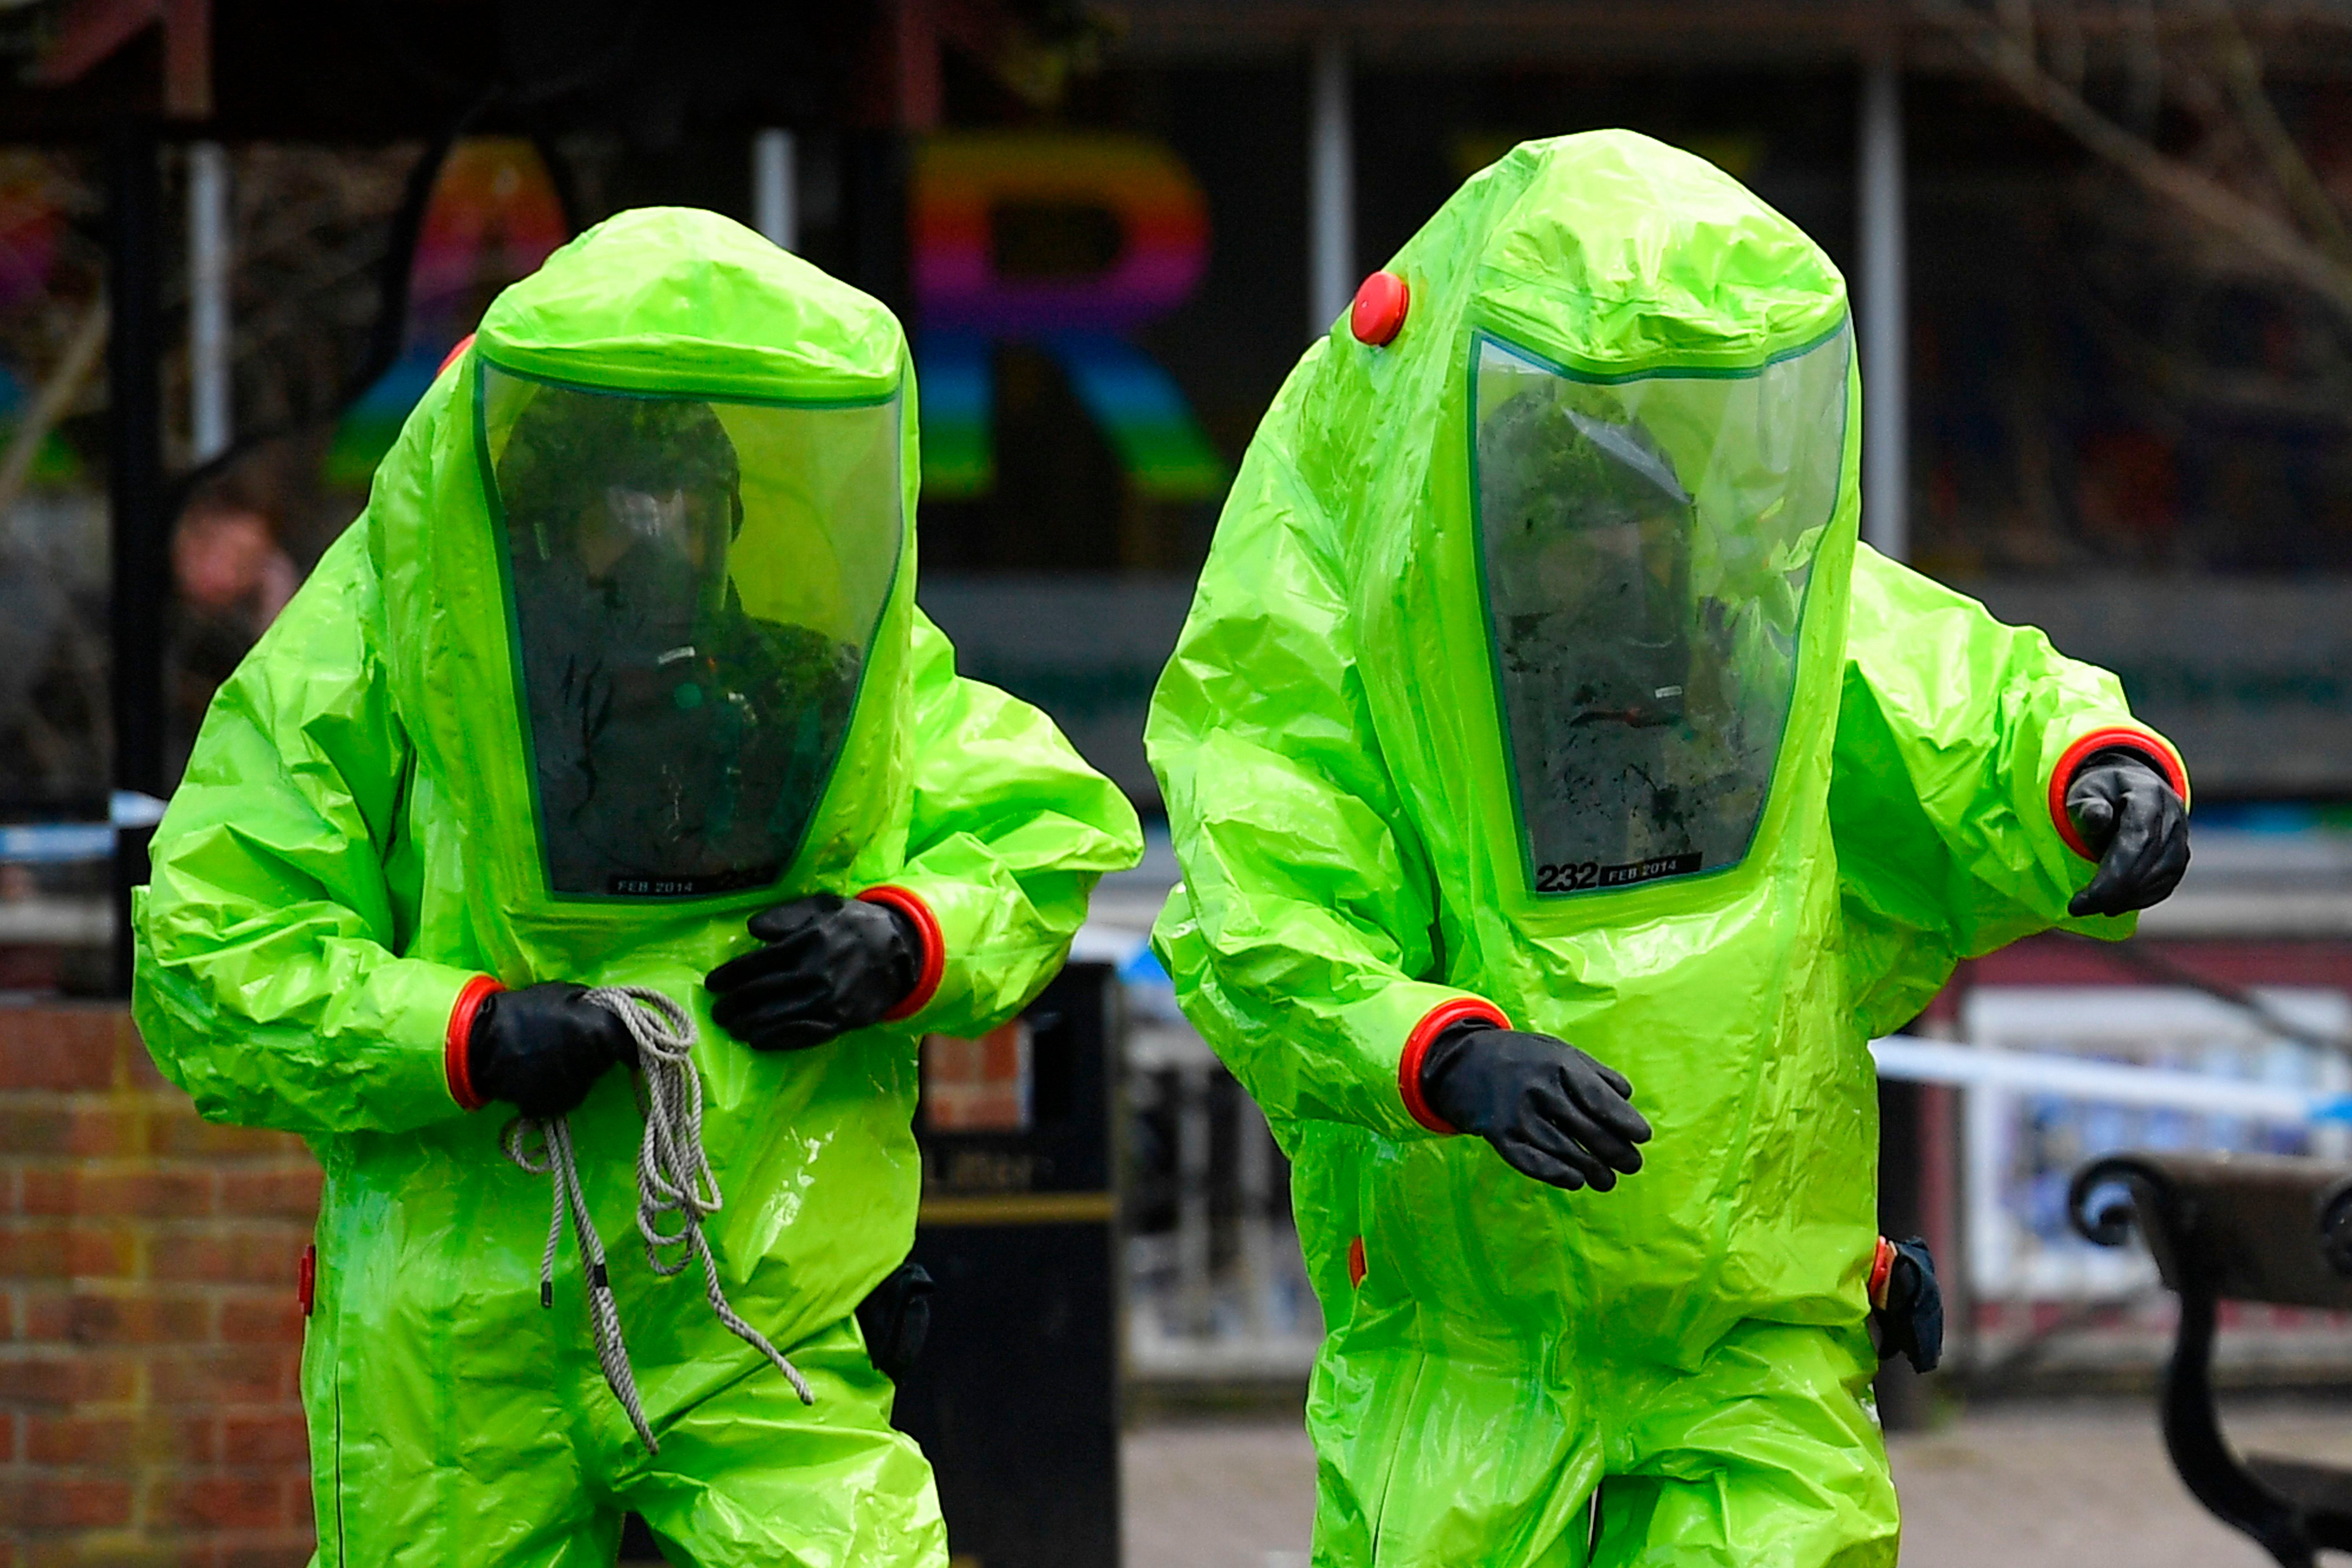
[873,902,924,1006]
[2068,743,2173,792]
[464,986,504,1083]
[1416,1016,1500,1105]
[1870,1235,1944,1375]
[856,1261,936,1381]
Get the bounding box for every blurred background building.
[9,1,2352,1563]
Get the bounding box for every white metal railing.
[1872,1034,2352,1124]
[0,796,169,958]
[1949,986,2351,1306]
[1124,1014,1321,1380]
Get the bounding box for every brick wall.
[0,1006,317,1567]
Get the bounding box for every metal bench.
[2070,1151,2352,1568]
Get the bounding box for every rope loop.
[501,984,814,1455]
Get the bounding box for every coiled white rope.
[501,984,812,1454]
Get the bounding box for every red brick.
[152,1475,289,1531]
[217,1296,302,1345]
[30,1410,210,1467]
[48,1292,212,1346]
[0,1013,324,1564]
[219,1544,314,1568]
[0,1012,123,1091]
[150,1119,301,1160]
[34,1546,193,1568]
[218,1413,308,1466]
[71,1225,133,1277]
[0,1105,145,1157]
[151,1230,305,1288]
[66,1165,176,1216]
[22,1412,136,1465]
[0,1223,72,1276]
[0,1350,138,1405]
[24,1288,217,1350]
[164,1412,220,1464]
[0,1477,133,1529]
[149,1346,285,1405]
[124,1045,171,1091]
[53,1546,179,1568]
[22,1168,215,1219]
[214,1168,321,1221]
[21,1289,68,1340]
[0,1223,129,1280]
[22,1169,78,1215]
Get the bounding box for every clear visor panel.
[479,365,903,897]
[1473,326,1850,896]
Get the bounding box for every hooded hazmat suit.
[1147,133,2188,1567]
[133,208,1142,1567]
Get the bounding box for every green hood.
[1344,132,1856,939]
[375,207,925,987]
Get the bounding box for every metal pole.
[1309,32,1354,339]
[753,129,797,252]
[187,141,231,463]
[846,131,910,327]
[1235,1092,1274,1337]
[1859,53,1909,562]
[108,122,166,995]
[1176,1065,1212,1334]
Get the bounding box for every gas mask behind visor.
[1472,327,1849,896]
[482,366,902,898]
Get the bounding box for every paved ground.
[1123,1396,2352,1566]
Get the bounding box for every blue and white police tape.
[1871,1035,2352,1127]
[0,792,170,864]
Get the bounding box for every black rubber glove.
[855,1261,937,1382]
[705,893,921,1051]
[468,982,635,1121]
[1871,1236,1944,1374]
[2065,747,2189,918]
[1418,1020,1651,1192]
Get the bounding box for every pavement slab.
[1122,1397,2352,1566]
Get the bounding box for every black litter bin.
[894,958,1123,1568]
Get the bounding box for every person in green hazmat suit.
[133,207,1142,1567]
[1147,131,2190,1567]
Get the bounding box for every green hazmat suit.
[133,208,1142,1567]
[1147,132,2188,1568]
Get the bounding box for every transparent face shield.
[1471,326,1850,896]
[479,365,903,898]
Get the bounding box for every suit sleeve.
[132,525,486,1135]
[866,608,1143,1039]
[1831,543,2189,1034]
[1148,441,1497,1142]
